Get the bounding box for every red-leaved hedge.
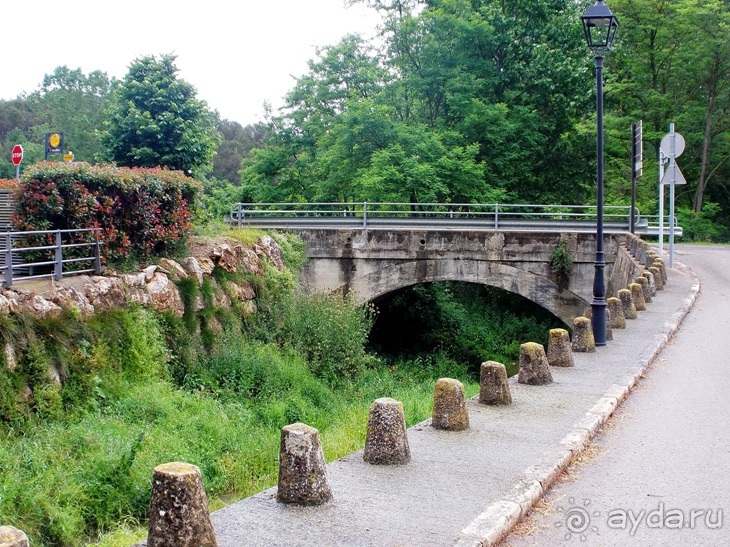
[14,162,202,262]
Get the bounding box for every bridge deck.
[211,257,696,546]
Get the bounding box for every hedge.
[14,162,201,262]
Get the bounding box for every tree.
[26,66,112,162]
[211,120,269,183]
[101,54,220,174]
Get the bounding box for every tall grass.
[0,249,479,545]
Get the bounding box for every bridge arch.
[330,258,585,326]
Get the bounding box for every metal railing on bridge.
[1,228,102,288]
[228,202,681,236]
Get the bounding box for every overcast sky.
[2,0,382,126]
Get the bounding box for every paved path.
[211,245,698,546]
[501,244,729,547]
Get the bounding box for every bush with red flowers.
[14,162,201,263]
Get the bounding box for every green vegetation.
[0,231,483,546]
[369,282,567,377]
[549,235,573,284]
[101,54,220,175]
[15,162,201,263]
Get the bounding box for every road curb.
[454,259,701,547]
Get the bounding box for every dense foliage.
[227,0,728,239]
[101,54,221,175]
[14,162,201,262]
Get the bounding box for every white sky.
[1,0,382,126]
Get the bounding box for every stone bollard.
[479,361,512,405]
[653,258,668,284]
[635,276,652,303]
[518,342,553,385]
[147,462,217,547]
[277,423,332,505]
[629,283,646,311]
[619,288,637,319]
[0,527,29,547]
[571,316,596,352]
[364,398,411,465]
[646,251,658,266]
[649,266,664,291]
[432,378,469,430]
[607,297,626,329]
[547,328,574,367]
[643,271,657,297]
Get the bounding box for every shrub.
[13,162,201,262]
[277,292,377,383]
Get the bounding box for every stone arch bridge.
[296,229,639,326]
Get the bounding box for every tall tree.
[211,120,268,183]
[101,54,220,174]
[26,66,112,162]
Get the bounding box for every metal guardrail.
[1,228,102,288]
[228,202,682,236]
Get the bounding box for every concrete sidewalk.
[211,256,698,546]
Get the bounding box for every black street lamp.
[582,0,618,347]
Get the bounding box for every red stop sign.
[11,144,23,166]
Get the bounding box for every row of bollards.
[1,237,669,547]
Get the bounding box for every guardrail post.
[494,203,499,229]
[4,233,12,287]
[237,203,243,228]
[363,202,368,229]
[54,230,63,281]
[93,231,102,275]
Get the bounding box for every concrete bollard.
[547,328,574,367]
[571,316,596,352]
[364,398,411,465]
[147,462,217,547]
[607,297,626,329]
[643,271,657,297]
[635,276,652,303]
[0,527,29,547]
[619,288,638,319]
[653,258,668,284]
[649,266,664,291]
[646,251,658,265]
[629,283,646,311]
[432,378,469,431]
[479,361,512,405]
[277,423,332,505]
[518,342,553,385]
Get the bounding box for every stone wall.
[0,235,285,372]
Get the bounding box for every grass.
[0,297,478,546]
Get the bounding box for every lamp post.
[581,0,618,347]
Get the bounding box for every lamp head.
[582,0,619,53]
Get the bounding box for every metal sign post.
[630,120,643,233]
[658,151,666,253]
[660,123,686,268]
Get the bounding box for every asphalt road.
[502,244,730,546]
